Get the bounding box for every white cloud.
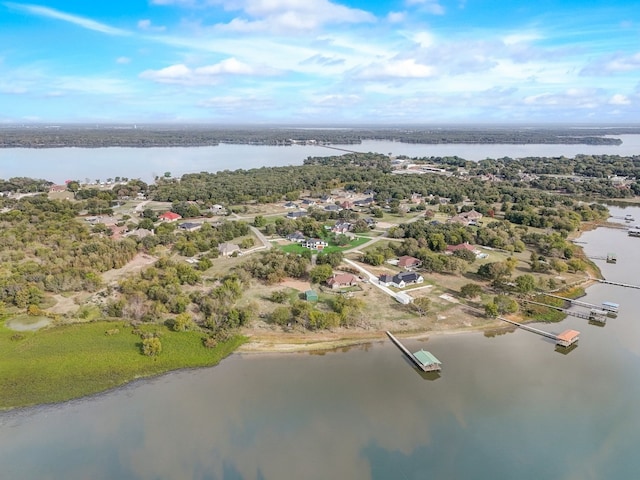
[4,2,130,36]
[405,0,445,15]
[502,32,543,46]
[358,58,435,79]
[581,52,640,75]
[412,31,435,48]
[138,19,166,32]
[202,0,375,33]
[523,88,603,108]
[116,57,132,64]
[140,58,276,85]
[609,94,631,105]
[387,12,405,23]
[313,94,361,106]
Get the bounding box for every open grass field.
[279,236,371,254]
[0,319,245,410]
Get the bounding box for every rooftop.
[557,329,580,342]
[413,349,441,366]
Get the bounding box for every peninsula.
[1,143,638,410]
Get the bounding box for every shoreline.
[236,217,610,355]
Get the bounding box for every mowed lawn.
[0,320,244,410]
[279,236,371,254]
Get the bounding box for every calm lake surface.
[1,135,640,184]
[2,205,640,479]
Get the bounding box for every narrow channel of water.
[1,135,639,184]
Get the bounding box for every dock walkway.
[594,278,640,290]
[497,316,559,340]
[386,331,441,372]
[540,293,600,310]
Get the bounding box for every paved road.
[250,226,273,250]
[343,258,411,303]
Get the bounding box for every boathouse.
[602,302,619,313]
[556,329,580,348]
[413,349,442,372]
[589,309,608,324]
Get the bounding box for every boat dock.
[497,316,559,340]
[521,299,600,321]
[386,331,442,372]
[540,293,602,310]
[497,317,579,348]
[594,278,640,290]
[587,253,617,263]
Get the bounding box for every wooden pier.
[497,316,559,340]
[540,293,601,310]
[386,331,441,372]
[594,278,640,290]
[522,299,608,324]
[588,253,617,263]
[498,317,580,348]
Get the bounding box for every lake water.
[1,135,640,184]
[2,205,640,479]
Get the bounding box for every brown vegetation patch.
[102,253,157,284]
[278,278,312,292]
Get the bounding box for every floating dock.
[386,331,441,372]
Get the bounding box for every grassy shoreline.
[0,319,245,411]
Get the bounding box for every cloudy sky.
[1,0,639,124]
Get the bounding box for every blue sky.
[1,0,639,124]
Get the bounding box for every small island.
[2,147,639,410]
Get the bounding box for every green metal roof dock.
[412,349,442,372]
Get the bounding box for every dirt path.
[102,253,157,284]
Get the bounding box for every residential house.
[158,211,182,222]
[332,221,352,234]
[286,210,308,219]
[126,228,154,239]
[301,199,316,207]
[210,204,226,215]
[324,204,342,212]
[179,222,202,232]
[353,197,375,208]
[326,273,358,290]
[397,255,422,269]
[364,217,377,229]
[340,201,354,210]
[284,201,298,209]
[378,274,395,286]
[390,271,424,288]
[286,231,306,243]
[302,238,328,250]
[410,193,424,204]
[49,184,68,193]
[218,242,241,256]
[446,242,480,255]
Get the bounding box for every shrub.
[141,337,162,356]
